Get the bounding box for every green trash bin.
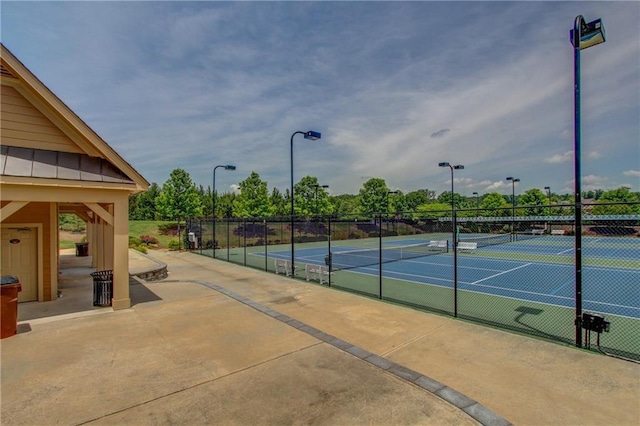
[91,270,113,306]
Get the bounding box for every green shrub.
[168,240,181,250]
[132,245,148,254]
[129,236,142,247]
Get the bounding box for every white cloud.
[229,184,241,195]
[545,151,572,164]
[485,181,510,191]
[623,170,640,177]
[2,1,637,196]
[582,175,610,191]
[587,151,602,159]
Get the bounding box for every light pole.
[291,130,321,275]
[386,190,399,234]
[506,177,520,235]
[439,162,464,317]
[386,190,399,214]
[212,164,236,258]
[312,184,329,216]
[571,15,605,347]
[472,192,479,209]
[544,186,551,206]
[544,186,552,236]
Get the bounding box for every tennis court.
[259,236,639,319]
[248,234,639,358]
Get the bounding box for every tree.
[389,191,407,215]
[480,192,510,216]
[437,191,465,210]
[217,193,237,218]
[519,188,547,216]
[233,172,274,218]
[129,182,160,220]
[270,188,287,217]
[293,176,333,217]
[330,194,359,217]
[591,187,640,215]
[156,169,203,248]
[358,178,389,216]
[413,202,451,218]
[405,189,435,211]
[199,185,213,218]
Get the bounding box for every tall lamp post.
[291,130,322,275]
[212,164,236,258]
[386,190,399,211]
[544,186,551,206]
[472,192,479,209]
[312,184,329,216]
[506,177,520,236]
[439,162,464,317]
[386,190,399,234]
[571,15,605,347]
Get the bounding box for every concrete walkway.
[2,249,639,425]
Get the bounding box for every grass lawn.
[129,220,180,248]
[58,221,180,249]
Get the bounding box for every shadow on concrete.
[130,278,163,306]
[18,251,163,322]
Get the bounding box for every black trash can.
[75,242,89,257]
[91,270,113,306]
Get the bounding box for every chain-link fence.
[187,202,640,361]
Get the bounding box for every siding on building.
[1,85,82,154]
[1,201,53,301]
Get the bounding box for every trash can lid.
[1,275,19,285]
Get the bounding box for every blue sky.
[2,1,638,197]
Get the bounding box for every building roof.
[1,146,134,183]
[0,43,149,193]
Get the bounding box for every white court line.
[555,247,574,255]
[471,263,532,285]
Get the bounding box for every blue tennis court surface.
[258,236,640,319]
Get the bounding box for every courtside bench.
[457,242,478,252]
[428,240,448,250]
[551,230,566,235]
[305,264,331,285]
[274,258,295,276]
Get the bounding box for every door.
[1,228,38,302]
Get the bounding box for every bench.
[305,264,331,285]
[531,229,545,235]
[274,258,295,276]
[428,240,448,250]
[551,230,566,235]
[457,242,478,252]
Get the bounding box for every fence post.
[453,210,458,317]
[264,219,268,271]
[327,215,332,287]
[243,218,247,266]
[379,213,383,299]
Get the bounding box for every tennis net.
[514,230,545,241]
[457,233,512,247]
[328,240,448,271]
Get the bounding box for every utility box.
[188,232,198,249]
[582,312,610,333]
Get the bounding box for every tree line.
[129,168,640,222]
